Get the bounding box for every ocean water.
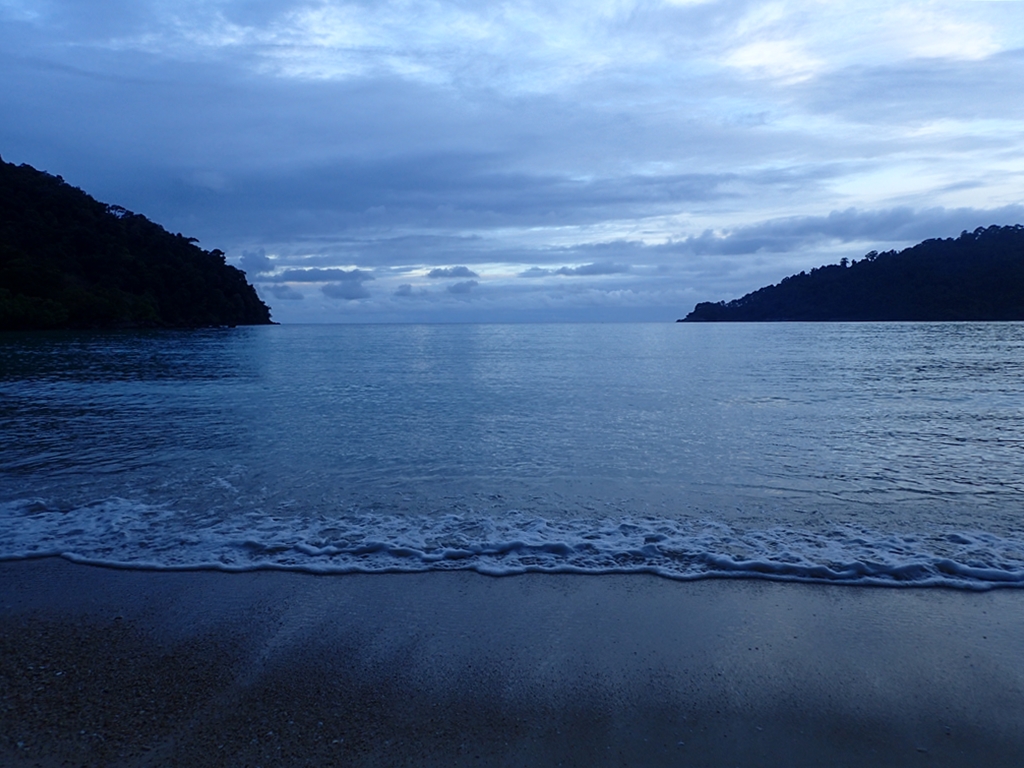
[2,322,1023,588]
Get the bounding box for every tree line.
[680,225,1024,322]
[1,156,272,330]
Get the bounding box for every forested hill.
[0,157,272,330]
[680,225,1024,322]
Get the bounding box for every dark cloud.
[322,282,372,300]
[392,283,437,300]
[518,267,550,278]
[265,283,304,301]
[427,266,479,278]
[122,157,744,249]
[239,248,273,275]
[446,280,478,294]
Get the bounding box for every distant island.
[679,225,1024,322]
[1,156,272,331]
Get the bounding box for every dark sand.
[2,558,1023,767]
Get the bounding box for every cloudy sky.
[2,0,1022,322]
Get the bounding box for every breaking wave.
[3,497,1023,589]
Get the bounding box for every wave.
[2,497,1023,589]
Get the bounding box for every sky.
[2,0,1023,322]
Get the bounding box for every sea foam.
[2,497,1023,589]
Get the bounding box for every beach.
[2,559,1023,766]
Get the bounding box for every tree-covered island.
[680,225,1024,322]
[1,156,272,330]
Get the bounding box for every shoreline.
[2,558,1023,766]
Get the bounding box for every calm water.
[2,322,1023,587]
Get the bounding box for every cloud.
[884,6,1000,62]
[519,262,631,277]
[265,265,380,301]
[725,40,822,83]
[662,205,1024,257]
[4,0,1024,323]
[322,281,371,300]
[518,267,550,278]
[427,265,478,278]
[799,49,1024,126]
[446,280,478,294]
[239,248,273,275]
[555,262,630,276]
[272,267,375,283]
[265,283,304,300]
[126,156,749,250]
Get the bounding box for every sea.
[2,322,1023,589]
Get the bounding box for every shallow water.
[2,322,1023,587]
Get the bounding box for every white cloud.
[883,5,1000,61]
[724,39,822,82]
[427,265,479,278]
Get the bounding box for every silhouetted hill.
[679,225,1024,322]
[0,156,272,330]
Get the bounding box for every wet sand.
[2,557,1023,767]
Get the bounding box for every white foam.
[3,497,1024,589]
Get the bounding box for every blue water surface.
[2,322,1023,587]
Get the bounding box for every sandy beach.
[2,558,1023,767]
